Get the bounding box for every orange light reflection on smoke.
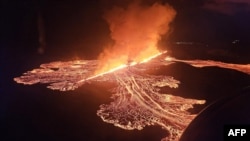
[94,2,176,76]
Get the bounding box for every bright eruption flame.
[95,2,176,75]
[85,51,167,82]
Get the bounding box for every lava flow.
[166,57,250,75]
[14,52,206,141]
[14,52,250,141]
[13,1,250,141]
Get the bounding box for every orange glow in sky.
[95,2,176,75]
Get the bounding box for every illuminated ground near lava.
[14,52,250,141]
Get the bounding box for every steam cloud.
[95,1,176,74]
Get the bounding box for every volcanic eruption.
[95,1,176,75]
[14,1,250,141]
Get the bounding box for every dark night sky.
[1,0,250,141]
[2,0,250,58]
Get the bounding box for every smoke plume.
[95,1,176,74]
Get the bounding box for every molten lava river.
[14,52,250,141]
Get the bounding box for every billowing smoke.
[95,1,176,74]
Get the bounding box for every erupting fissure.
[82,51,167,83]
[12,1,250,141]
[95,1,176,75]
[14,51,250,140]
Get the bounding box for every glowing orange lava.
[12,1,250,140]
[14,53,250,141]
[80,51,167,84]
[168,58,250,75]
